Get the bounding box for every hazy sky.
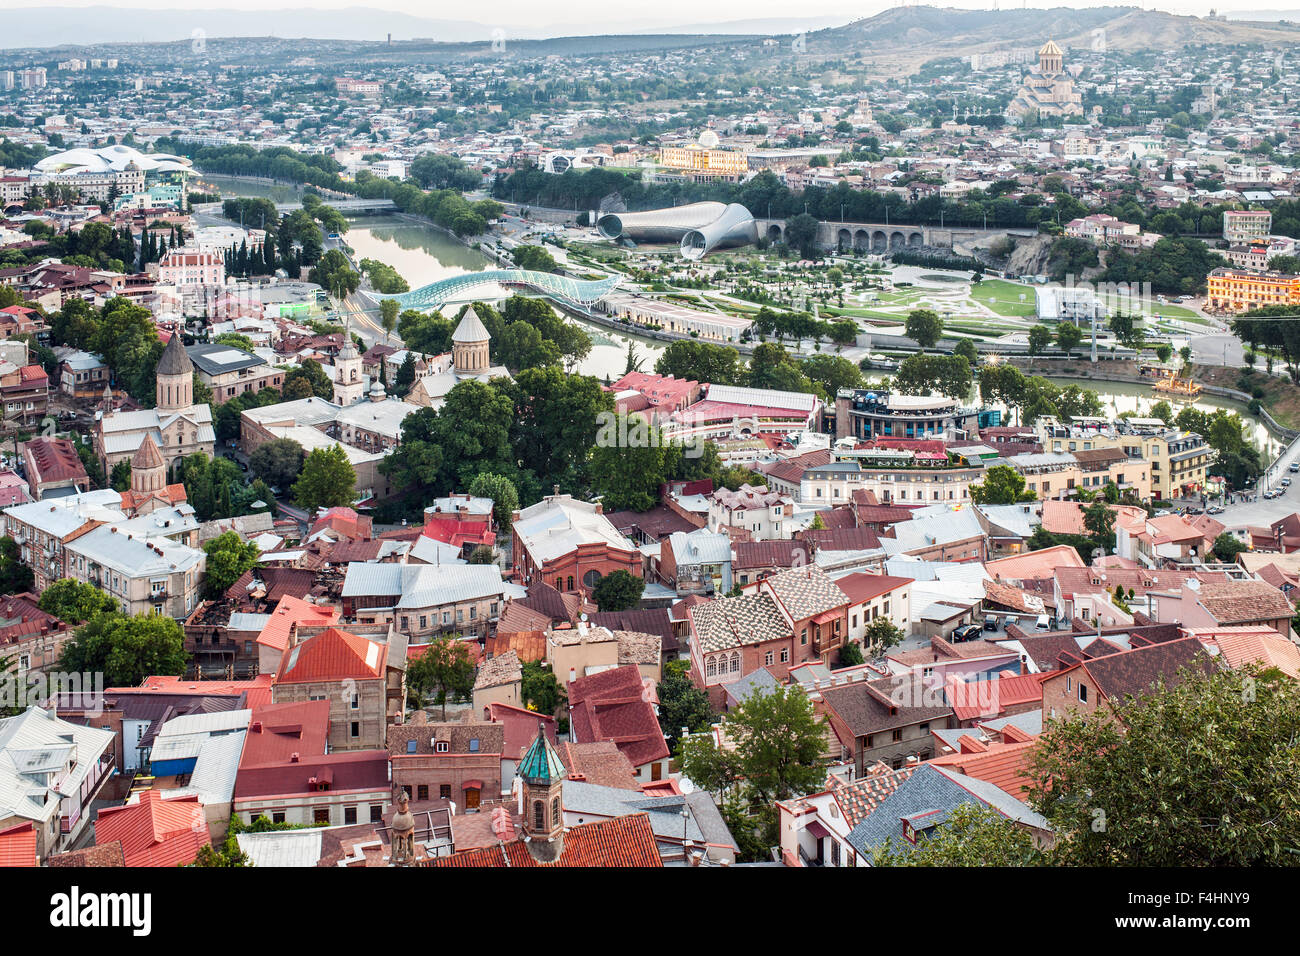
[0,0,1287,30]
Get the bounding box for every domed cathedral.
[517,724,566,863]
[452,307,491,375]
[405,306,513,410]
[1007,39,1084,124]
[94,332,216,480]
[119,432,188,515]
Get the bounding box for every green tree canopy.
[293,444,357,512]
[590,569,645,612]
[37,578,117,623]
[203,530,260,597]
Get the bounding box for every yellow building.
[1038,421,1211,502]
[1206,267,1300,313]
[657,144,749,178]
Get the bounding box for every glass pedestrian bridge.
[370,269,622,312]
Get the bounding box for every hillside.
[805,5,1300,69]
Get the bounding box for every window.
[436,741,449,753]
[344,805,357,825]
[764,650,774,666]
[780,648,789,663]
[419,615,426,629]
[892,729,903,742]
[272,812,285,824]
[534,800,545,832]
[350,721,360,738]
[1079,683,1088,703]
[417,785,429,801]
[370,805,382,823]
[552,796,561,825]
[729,654,740,674]
[706,658,717,677]
[800,628,808,645]
[469,738,480,752]
[440,784,451,800]
[582,569,602,590]
[406,740,417,753]
[350,693,359,710]
[313,808,330,824]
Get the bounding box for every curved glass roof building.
[597,201,757,259]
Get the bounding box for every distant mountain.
[805,4,1300,63]
[0,6,849,50]
[0,6,497,49]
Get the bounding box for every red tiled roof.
[489,701,557,759]
[928,739,1039,799]
[0,822,37,867]
[986,545,1085,580]
[567,665,669,769]
[94,790,210,867]
[832,572,913,605]
[128,674,275,711]
[256,595,340,653]
[233,749,391,799]
[428,813,663,867]
[275,627,387,683]
[240,700,331,767]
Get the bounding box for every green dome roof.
[518,723,565,785]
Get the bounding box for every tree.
[203,531,260,597]
[952,337,978,365]
[467,545,496,564]
[1033,665,1300,865]
[0,536,34,595]
[406,637,475,718]
[1027,324,1053,356]
[37,579,116,623]
[467,473,518,531]
[1212,532,1247,563]
[293,445,356,512]
[1055,322,1084,356]
[1155,343,1173,364]
[283,358,334,400]
[969,464,1036,504]
[1082,499,1116,554]
[783,213,821,258]
[379,297,399,343]
[894,353,972,400]
[680,685,827,858]
[108,457,132,493]
[1149,400,1175,425]
[654,340,744,386]
[838,641,865,667]
[249,437,306,489]
[58,613,187,687]
[863,616,905,655]
[392,351,417,398]
[656,659,715,751]
[905,308,943,349]
[799,354,863,401]
[521,659,564,716]
[589,413,675,512]
[511,244,558,272]
[871,802,1047,866]
[590,569,645,612]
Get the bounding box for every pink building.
[156,247,225,286]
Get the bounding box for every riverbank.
[1011,356,1300,443]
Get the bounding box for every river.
[206,177,1274,450]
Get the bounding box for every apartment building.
[1205,267,1300,313]
[1222,209,1272,243]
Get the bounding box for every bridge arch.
[908,231,924,248]
[853,229,869,251]
[837,228,851,251]
[373,269,622,313]
[872,230,887,252]
[889,231,906,251]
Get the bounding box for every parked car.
[952,623,983,643]
[983,614,999,632]
[1289,462,1299,473]
[1035,614,1053,631]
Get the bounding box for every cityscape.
[0,0,1294,900]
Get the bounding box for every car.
[984,614,999,632]
[1283,477,1292,488]
[1290,462,1299,473]
[1035,614,1053,631]
[952,624,983,643]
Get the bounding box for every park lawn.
[969,278,1038,316]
